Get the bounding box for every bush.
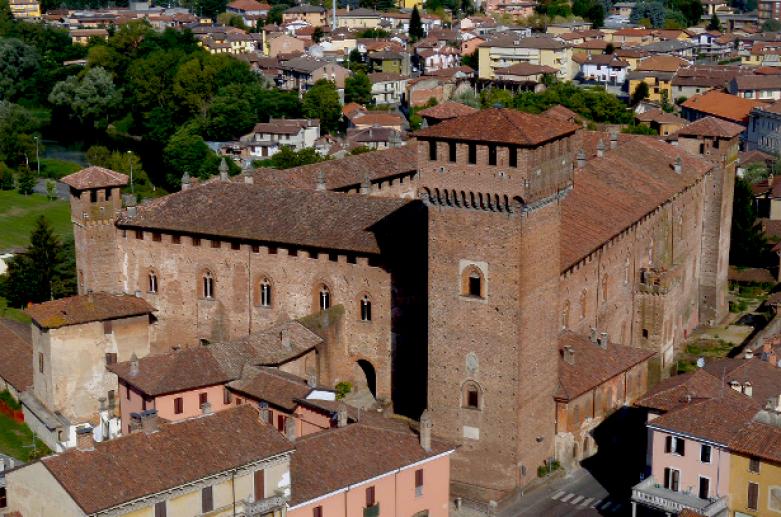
[335,381,352,400]
[0,390,20,410]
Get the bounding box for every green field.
[0,190,72,251]
[0,411,50,461]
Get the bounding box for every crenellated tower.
[416,108,580,499]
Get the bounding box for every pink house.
[287,411,455,517]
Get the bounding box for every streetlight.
[127,150,134,194]
[34,136,40,177]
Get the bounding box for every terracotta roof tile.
[676,116,745,138]
[228,366,316,411]
[556,331,655,400]
[648,396,758,445]
[41,406,293,514]
[681,91,765,123]
[636,55,690,72]
[702,357,781,406]
[290,422,454,506]
[729,420,781,463]
[728,266,776,283]
[732,74,781,90]
[60,166,128,190]
[351,112,405,127]
[543,104,580,123]
[635,368,743,412]
[116,183,410,255]
[415,108,579,146]
[417,101,478,121]
[494,62,559,76]
[0,319,33,392]
[26,293,155,330]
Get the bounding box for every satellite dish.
[696,357,705,368]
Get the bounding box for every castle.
[63,109,741,501]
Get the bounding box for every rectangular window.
[254,469,265,500]
[152,232,162,242]
[171,234,181,244]
[509,146,518,168]
[748,482,759,510]
[236,397,243,405]
[700,444,711,463]
[126,384,131,400]
[428,140,437,161]
[0,486,6,509]
[103,320,113,335]
[277,414,285,432]
[192,237,201,247]
[154,501,166,517]
[107,389,115,409]
[135,230,144,240]
[448,141,456,162]
[749,457,760,473]
[366,486,376,507]
[488,144,497,166]
[663,467,680,492]
[698,477,710,499]
[202,486,214,513]
[665,435,685,456]
[199,392,208,406]
[38,352,44,373]
[223,387,232,405]
[174,397,184,415]
[313,506,323,517]
[468,143,477,164]
[415,468,424,497]
[105,352,117,365]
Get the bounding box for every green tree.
[48,66,120,129]
[45,179,56,200]
[0,162,13,189]
[312,26,324,43]
[302,79,341,133]
[730,177,770,267]
[630,0,665,27]
[163,124,220,181]
[630,81,650,106]
[622,123,657,135]
[0,216,75,307]
[409,6,425,42]
[481,87,514,108]
[267,4,285,24]
[16,165,35,195]
[707,12,721,30]
[572,0,605,27]
[0,101,38,166]
[356,28,390,38]
[260,146,326,168]
[0,38,39,101]
[762,18,781,32]
[344,72,373,105]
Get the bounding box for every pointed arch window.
[319,285,331,311]
[360,295,372,321]
[260,278,272,307]
[202,271,214,299]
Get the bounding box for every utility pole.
[127,150,134,194]
[34,136,40,176]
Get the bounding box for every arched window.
[202,270,214,299]
[462,381,482,410]
[148,270,158,294]
[624,257,630,285]
[319,285,330,311]
[260,278,272,307]
[579,289,587,320]
[601,274,608,303]
[360,295,372,321]
[561,300,570,330]
[461,265,485,299]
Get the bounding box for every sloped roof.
[495,62,559,76]
[636,55,690,72]
[418,101,479,121]
[26,293,154,330]
[634,368,740,412]
[60,166,128,190]
[556,332,655,401]
[415,108,579,146]
[0,319,32,392]
[729,419,781,463]
[41,406,293,514]
[681,91,765,123]
[648,396,758,445]
[228,366,316,411]
[676,116,745,138]
[702,357,781,407]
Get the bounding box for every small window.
[174,397,184,415]
[236,397,243,405]
[319,285,331,311]
[468,143,477,164]
[223,387,232,405]
[428,140,437,161]
[698,477,710,499]
[277,414,285,432]
[126,384,131,400]
[749,456,760,473]
[192,237,201,247]
[199,392,208,406]
[700,444,711,463]
[748,481,759,510]
[268,246,277,254]
[642,328,649,339]
[90,189,98,203]
[464,383,480,409]
[105,352,117,365]
[252,245,260,253]
[202,271,214,299]
[148,271,158,293]
[38,352,44,373]
[313,506,323,517]
[152,232,161,242]
[0,486,8,509]
[171,235,181,244]
[211,239,221,249]
[509,145,518,168]
[103,320,113,334]
[468,274,481,297]
[415,468,424,497]
[202,486,214,513]
[488,144,497,166]
[254,468,265,500]
[665,435,685,456]
[154,501,167,517]
[231,241,240,250]
[360,295,372,321]
[366,486,376,507]
[260,278,272,307]
[135,230,144,240]
[448,141,457,162]
[462,266,485,299]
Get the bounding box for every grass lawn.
[0,412,50,461]
[0,190,72,251]
[39,158,82,179]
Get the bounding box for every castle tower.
[676,117,743,325]
[416,109,580,498]
[61,166,129,295]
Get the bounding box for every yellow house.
[398,0,423,9]
[5,406,294,517]
[69,28,109,46]
[336,7,381,29]
[8,0,40,19]
[728,417,781,517]
[627,55,688,103]
[477,35,575,80]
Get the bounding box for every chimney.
[419,409,432,452]
[129,353,139,377]
[337,403,348,428]
[359,173,371,195]
[609,129,618,150]
[745,348,754,360]
[280,327,292,351]
[76,426,95,452]
[730,380,741,392]
[181,171,191,191]
[577,149,586,169]
[122,193,136,208]
[743,381,753,397]
[563,345,575,366]
[598,332,609,349]
[589,327,598,343]
[243,162,254,184]
[316,170,326,191]
[140,409,159,434]
[596,139,605,158]
[201,401,212,415]
[285,416,297,442]
[219,158,229,182]
[259,401,270,424]
[673,157,682,174]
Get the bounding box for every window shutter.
[154,501,167,517]
[254,469,265,501]
[679,438,685,456]
[366,486,375,507]
[415,469,424,488]
[663,468,671,489]
[748,482,759,510]
[665,436,672,453]
[202,486,214,513]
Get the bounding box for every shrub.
[335,381,352,400]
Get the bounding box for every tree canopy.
[345,72,373,106]
[303,79,342,133]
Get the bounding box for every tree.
[0,216,75,307]
[48,66,120,129]
[267,5,285,24]
[16,165,35,195]
[45,179,56,200]
[572,0,605,27]
[730,177,771,267]
[672,0,702,26]
[622,123,657,135]
[302,79,341,133]
[259,146,326,168]
[605,42,615,54]
[706,12,721,30]
[630,0,666,27]
[0,162,13,189]
[409,6,425,42]
[0,101,38,166]
[0,38,39,101]
[312,26,324,43]
[344,72,373,105]
[762,18,781,32]
[163,124,220,181]
[630,81,650,106]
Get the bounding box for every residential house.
[22,292,155,452]
[266,33,305,57]
[759,0,781,25]
[743,42,781,67]
[0,319,32,401]
[571,39,612,59]
[417,101,479,126]
[242,118,320,158]
[748,101,781,161]
[368,72,409,105]
[635,109,687,136]
[671,65,748,101]
[69,28,108,45]
[578,54,629,85]
[477,35,575,81]
[638,39,697,59]
[4,405,294,517]
[349,111,406,131]
[610,28,655,45]
[554,332,655,468]
[396,0,423,9]
[546,21,593,35]
[8,0,39,19]
[277,56,350,93]
[226,0,270,26]
[628,55,690,103]
[407,67,473,107]
[415,47,460,75]
[491,62,558,89]
[369,50,410,76]
[729,74,781,100]
[109,321,323,434]
[336,7,381,29]
[611,2,635,16]
[282,4,326,26]
[485,1,536,17]
[286,415,455,517]
[614,48,649,70]
[682,90,765,128]
[702,0,731,15]
[346,126,404,151]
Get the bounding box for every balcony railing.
[243,495,287,516]
[631,477,728,517]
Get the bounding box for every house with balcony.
[577,54,629,85]
[477,35,575,81]
[277,56,350,95]
[368,72,409,105]
[241,118,321,158]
